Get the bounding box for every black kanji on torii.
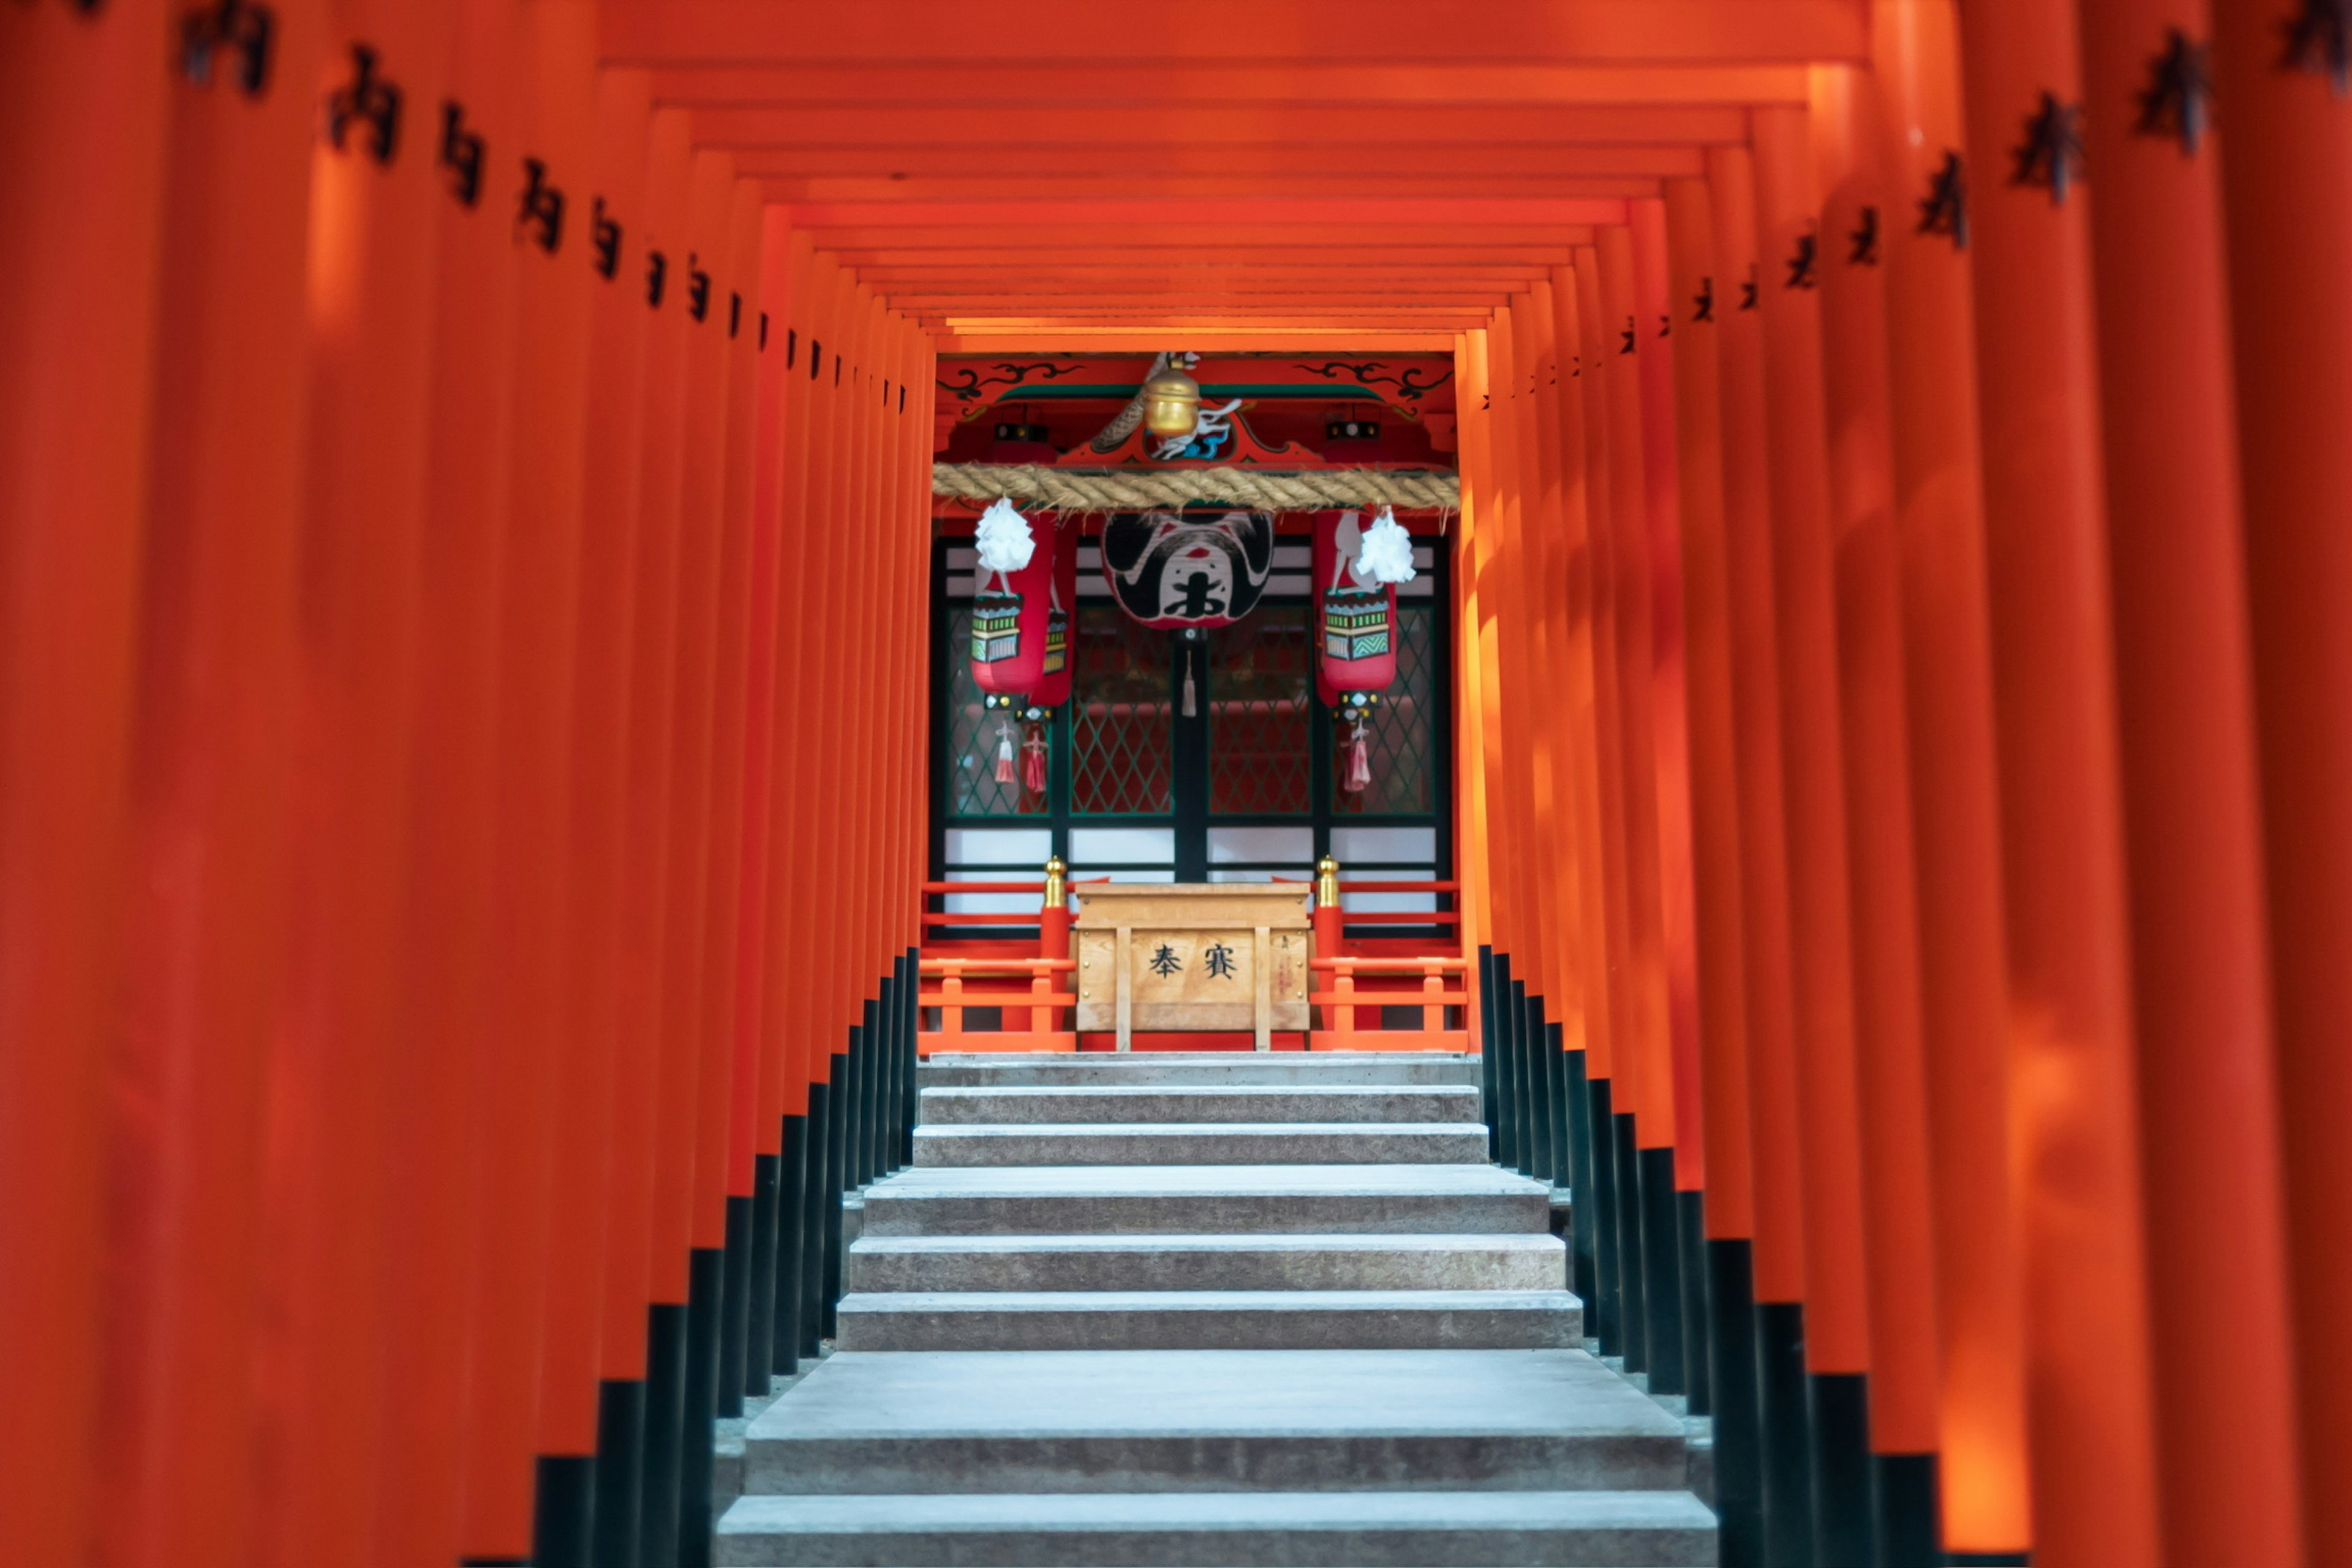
[181,0,275,97]
[517,157,564,253]
[2010,91,2087,205]
[1692,276,1714,323]
[439,102,486,209]
[2136,28,2214,153]
[1148,944,1183,978]
[325,43,402,165]
[1849,205,1881,266]
[2283,0,2352,96]
[1203,942,1238,981]
[591,197,622,280]
[1917,152,1969,249]
[1787,231,1819,290]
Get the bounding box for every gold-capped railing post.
[1039,856,1071,1036]
[1314,856,1346,1044]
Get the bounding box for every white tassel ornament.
[1355,506,1417,585]
[994,721,1018,785]
[974,497,1037,577]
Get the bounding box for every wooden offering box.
[1071,883,1314,1051]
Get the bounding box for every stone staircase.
[717,1050,1717,1567]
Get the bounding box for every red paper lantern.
[1311,508,1400,706]
[970,510,1071,700]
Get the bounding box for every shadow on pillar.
[532,1453,595,1568]
[677,1245,724,1567]
[1707,1238,1763,1567]
[1869,1450,1943,1568]
[1757,1300,1814,1566]
[592,1378,646,1568]
[638,1298,688,1567]
[1807,1371,1874,1566]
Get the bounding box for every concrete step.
[743,1348,1687,1495]
[921,1052,1481,1088]
[857,1164,1551,1238]
[831,1289,1581,1352]
[913,1122,1491,1167]
[715,1488,1718,1566]
[919,1084,1484,1125]
[845,1233,1567,1294]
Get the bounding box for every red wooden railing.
[917,956,1077,1052]
[919,873,1469,1052]
[1309,955,1471,1052]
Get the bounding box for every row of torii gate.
[2,2,2348,1568]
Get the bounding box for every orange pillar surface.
[602,99,695,1403]
[1562,255,1635,1097]
[1806,61,1946,1479]
[1954,2,2163,1559]
[685,151,754,1272]
[1869,2,2032,1550]
[1749,106,1874,1400]
[2076,2,2304,1564]
[271,4,455,1562]
[1459,330,1514,968]
[397,6,524,1561]
[729,208,794,1219]
[0,6,167,1562]
[1594,232,1670,1156]
[2214,6,2352,1561]
[751,230,815,1185]
[1659,180,1754,1254]
[102,10,318,1568]
[1628,204,1706,1185]
[459,1,595,1550]
[538,64,655,1477]
[1705,147,1808,1333]
[1530,279,1613,1077]
[644,149,739,1345]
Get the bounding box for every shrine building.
[2,4,2346,1568]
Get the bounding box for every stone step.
[919,1084,1484,1125]
[742,1348,1688,1496]
[831,1289,1581,1352]
[857,1164,1553,1237]
[921,1052,1481,1088]
[715,1488,1718,1566]
[845,1232,1567,1294]
[913,1121,1491,1167]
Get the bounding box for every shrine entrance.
[932,530,1448,900]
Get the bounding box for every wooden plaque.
[1071,883,1314,1050]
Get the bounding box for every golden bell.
[1141,361,1201,439]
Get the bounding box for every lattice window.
[1337,602,1437,815]
[942,605,1039,818]
[1070,606,1172,815]
[1210,606,1312,815]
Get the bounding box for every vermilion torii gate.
[1,2,2345,1567]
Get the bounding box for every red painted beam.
[728,143,1705,178]
[601,1,1869,66]
[648,62,1812,107]
[691,104,1746,149]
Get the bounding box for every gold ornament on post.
[1141,358,1202,440]
[1315,854,1341,910]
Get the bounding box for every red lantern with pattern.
[969,506,1069,699]
[1312,508,1402,706]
